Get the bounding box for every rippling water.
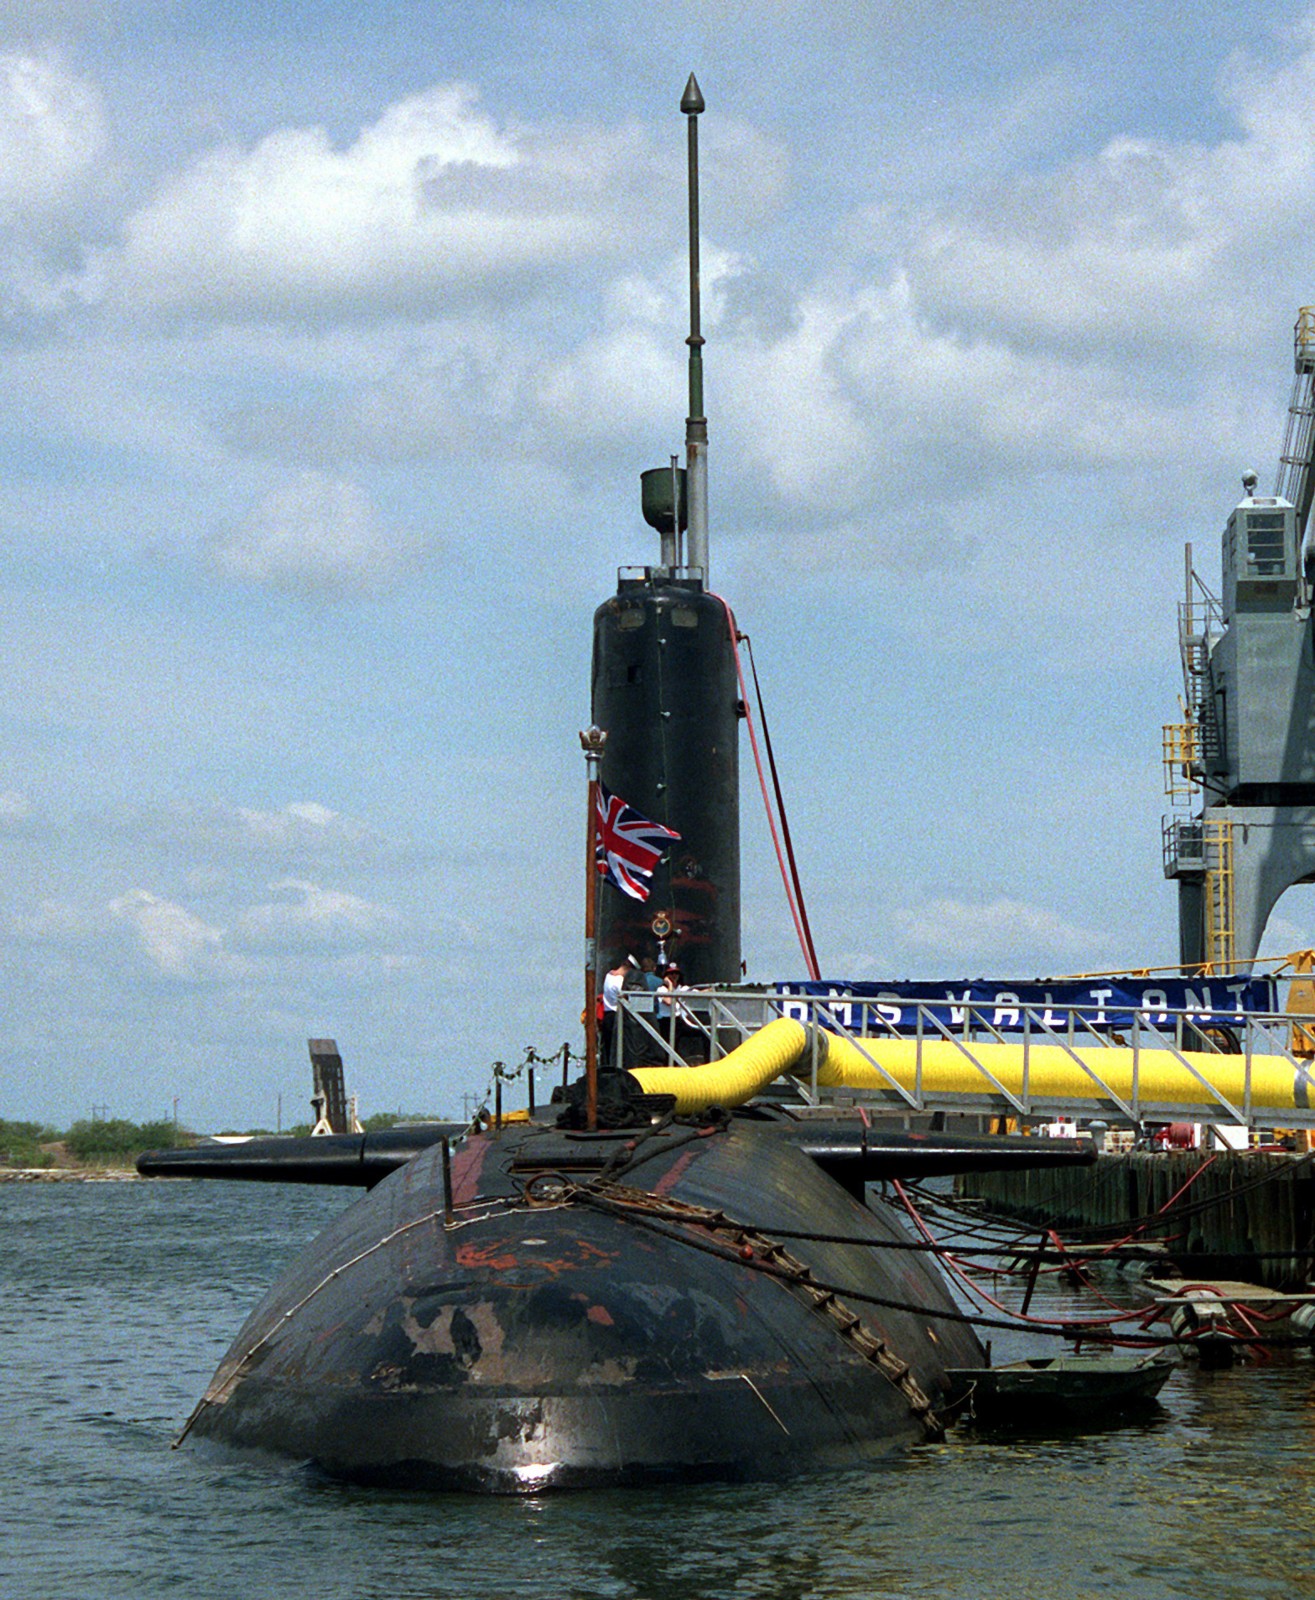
[2,1178,1311,1600]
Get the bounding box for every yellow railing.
[1162,722,1198,803]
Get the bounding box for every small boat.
[948,1353,1175,1425]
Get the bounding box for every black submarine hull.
[186,1117,991,1490]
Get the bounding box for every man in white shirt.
[599,958,633,1069]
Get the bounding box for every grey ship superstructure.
[1164,309,1315,967]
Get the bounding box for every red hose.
[713,594,820,979]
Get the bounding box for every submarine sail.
[592,572,740,987]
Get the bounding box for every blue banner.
[771,977,1278,1036]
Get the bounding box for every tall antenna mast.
[681,73,708,582]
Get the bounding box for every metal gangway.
[614,984,1315,1131]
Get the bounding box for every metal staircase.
[1163,545,1224,815]
[1178,555,1224,766]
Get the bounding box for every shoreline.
[0,1166,141,1183]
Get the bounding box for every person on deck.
[658,963,697,1059]
[598,957,633,1070]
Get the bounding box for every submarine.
[138,78,1097,1491]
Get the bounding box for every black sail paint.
[591,572,740,986]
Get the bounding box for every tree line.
[0,1116,185,1168]
[0,1110,454,1169]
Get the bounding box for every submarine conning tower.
[1164,306,1315,967]
[589,73,740,991]
[590,511,742,988]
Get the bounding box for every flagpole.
[579,725,607,1132]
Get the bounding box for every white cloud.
[212,469,425,593]
[236,801,338,838]
[102,85,772,323]
[110,84,515,316]
[898,25,1315,360]
[14,54,1266,559]
[892,895,1108,967]
[531,246,746,454]
[668,27,1315,547]
[534,323,682,451]
[108,888,230,979]
[696,270,1210,553]
[59,875,394,981]
[0,50,104,219]
[237,878,394,947]
[98,798,412,868]
[16,867,397,991]
[0,49,107,314]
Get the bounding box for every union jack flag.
[595,783,681,901]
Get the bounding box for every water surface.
[2,1179,1310,1600]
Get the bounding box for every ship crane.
[1163,308,1315,970]
[1275,306,1315,577]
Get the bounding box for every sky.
[5,0,1315,1130]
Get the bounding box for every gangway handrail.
[622,994,685,1067]
[614,986,1315,1125]
[811,1004,923,1111]
[960,1007,1016,1050]
[703,991,759,1056]
[917,1005,1031,1117]
[1026,1008,1140,1123]
[1123,1014,1247,1124]
[636,988,1292,1040]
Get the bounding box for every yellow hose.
[818,1032,1303,1113]
[628,1022,1310,1116]
[629,1017,810,1112]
